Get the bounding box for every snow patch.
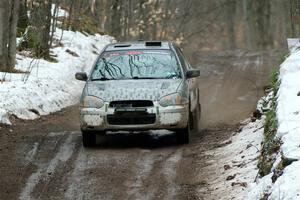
[0,28,113,125]
[202,118,264,199]
[277,48,300,160]
[269,161,300,199]
[247,173,273,199]
[51,4,69,18]
[25,142,39,163]
[0,108,12,125]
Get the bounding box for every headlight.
[159,93,188,107]
[81,96,104,108]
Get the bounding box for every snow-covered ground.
[209,44,300,199]
[0,28,113,125]
[248,46,300,199]
[204,118,264,199]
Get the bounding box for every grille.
[107,113,156,125]
[109,100,153,108]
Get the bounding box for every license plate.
[115,108,147,113]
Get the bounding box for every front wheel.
[176,124,190,144]
[82,131,96,147]
[192,103,201,133]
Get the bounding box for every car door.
[174,46,198,112]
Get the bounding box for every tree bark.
[110,0,121,37]
[17,0,28,36]
[29,0,52,59]
[225,0,236,50]
[0,0,19,71]
[8,0,20,68]
[243,0,273,49]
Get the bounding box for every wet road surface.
[0,106,236,200]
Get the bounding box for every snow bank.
[205,118,264,200]
[277,49,300,160]
[0,29,113,125]
[269,160,300,199]
[248,45,300,199]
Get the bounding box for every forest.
[0,0,298,72]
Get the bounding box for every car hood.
[87,79,182,102]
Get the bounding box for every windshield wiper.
[165,74,180,79]
[91,77,113,81]
[132,76,160,79]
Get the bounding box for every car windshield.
[91,50,181,80]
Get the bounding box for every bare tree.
[225,0,236,49]
[243,0,273,49]
[0,0,20,71]
[28,0,52,59]
[17,0,29,36]
[110,0,121,37]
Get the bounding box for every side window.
[174,47,187,72]
[175,47,193,72]
[177,47,192,70]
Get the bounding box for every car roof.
[105,41,173,51]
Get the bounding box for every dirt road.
[0,50,282,200]
[196,50,281,127]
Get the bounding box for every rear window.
[91,50,181,80]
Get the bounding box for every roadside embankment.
[249,47,300,199]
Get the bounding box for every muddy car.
[75,41,201,147]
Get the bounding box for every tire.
[82,131,96,147]
[176,123,190,144]
[192,103,201,133]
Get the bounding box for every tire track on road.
[19,133,76,200]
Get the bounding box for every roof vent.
[114,44,131,48]
[145,41,162,47]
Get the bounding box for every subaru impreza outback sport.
[75,41,201,147]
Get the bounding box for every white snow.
[204,118,264,199]
[248,44,300,199]
[52,4,69,18]
[247,173,273,199]
[0,28,113,125]
[277,49,300,160]
[268,160,300,199]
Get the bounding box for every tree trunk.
[110,0,121,38]
[17,0,28,36]
[0,1,9,71]
[8,0,20,68]
[0,0,19,71]
[151,0,160,40]
[243,0,273,49]
[225,0,236,50]
[28,0,52,59]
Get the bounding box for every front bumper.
[80,102,188,131]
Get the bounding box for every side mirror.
[186,69,200,79]
[75,72,88,81]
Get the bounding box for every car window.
[174,47,189,72]
[91,50,182,80]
